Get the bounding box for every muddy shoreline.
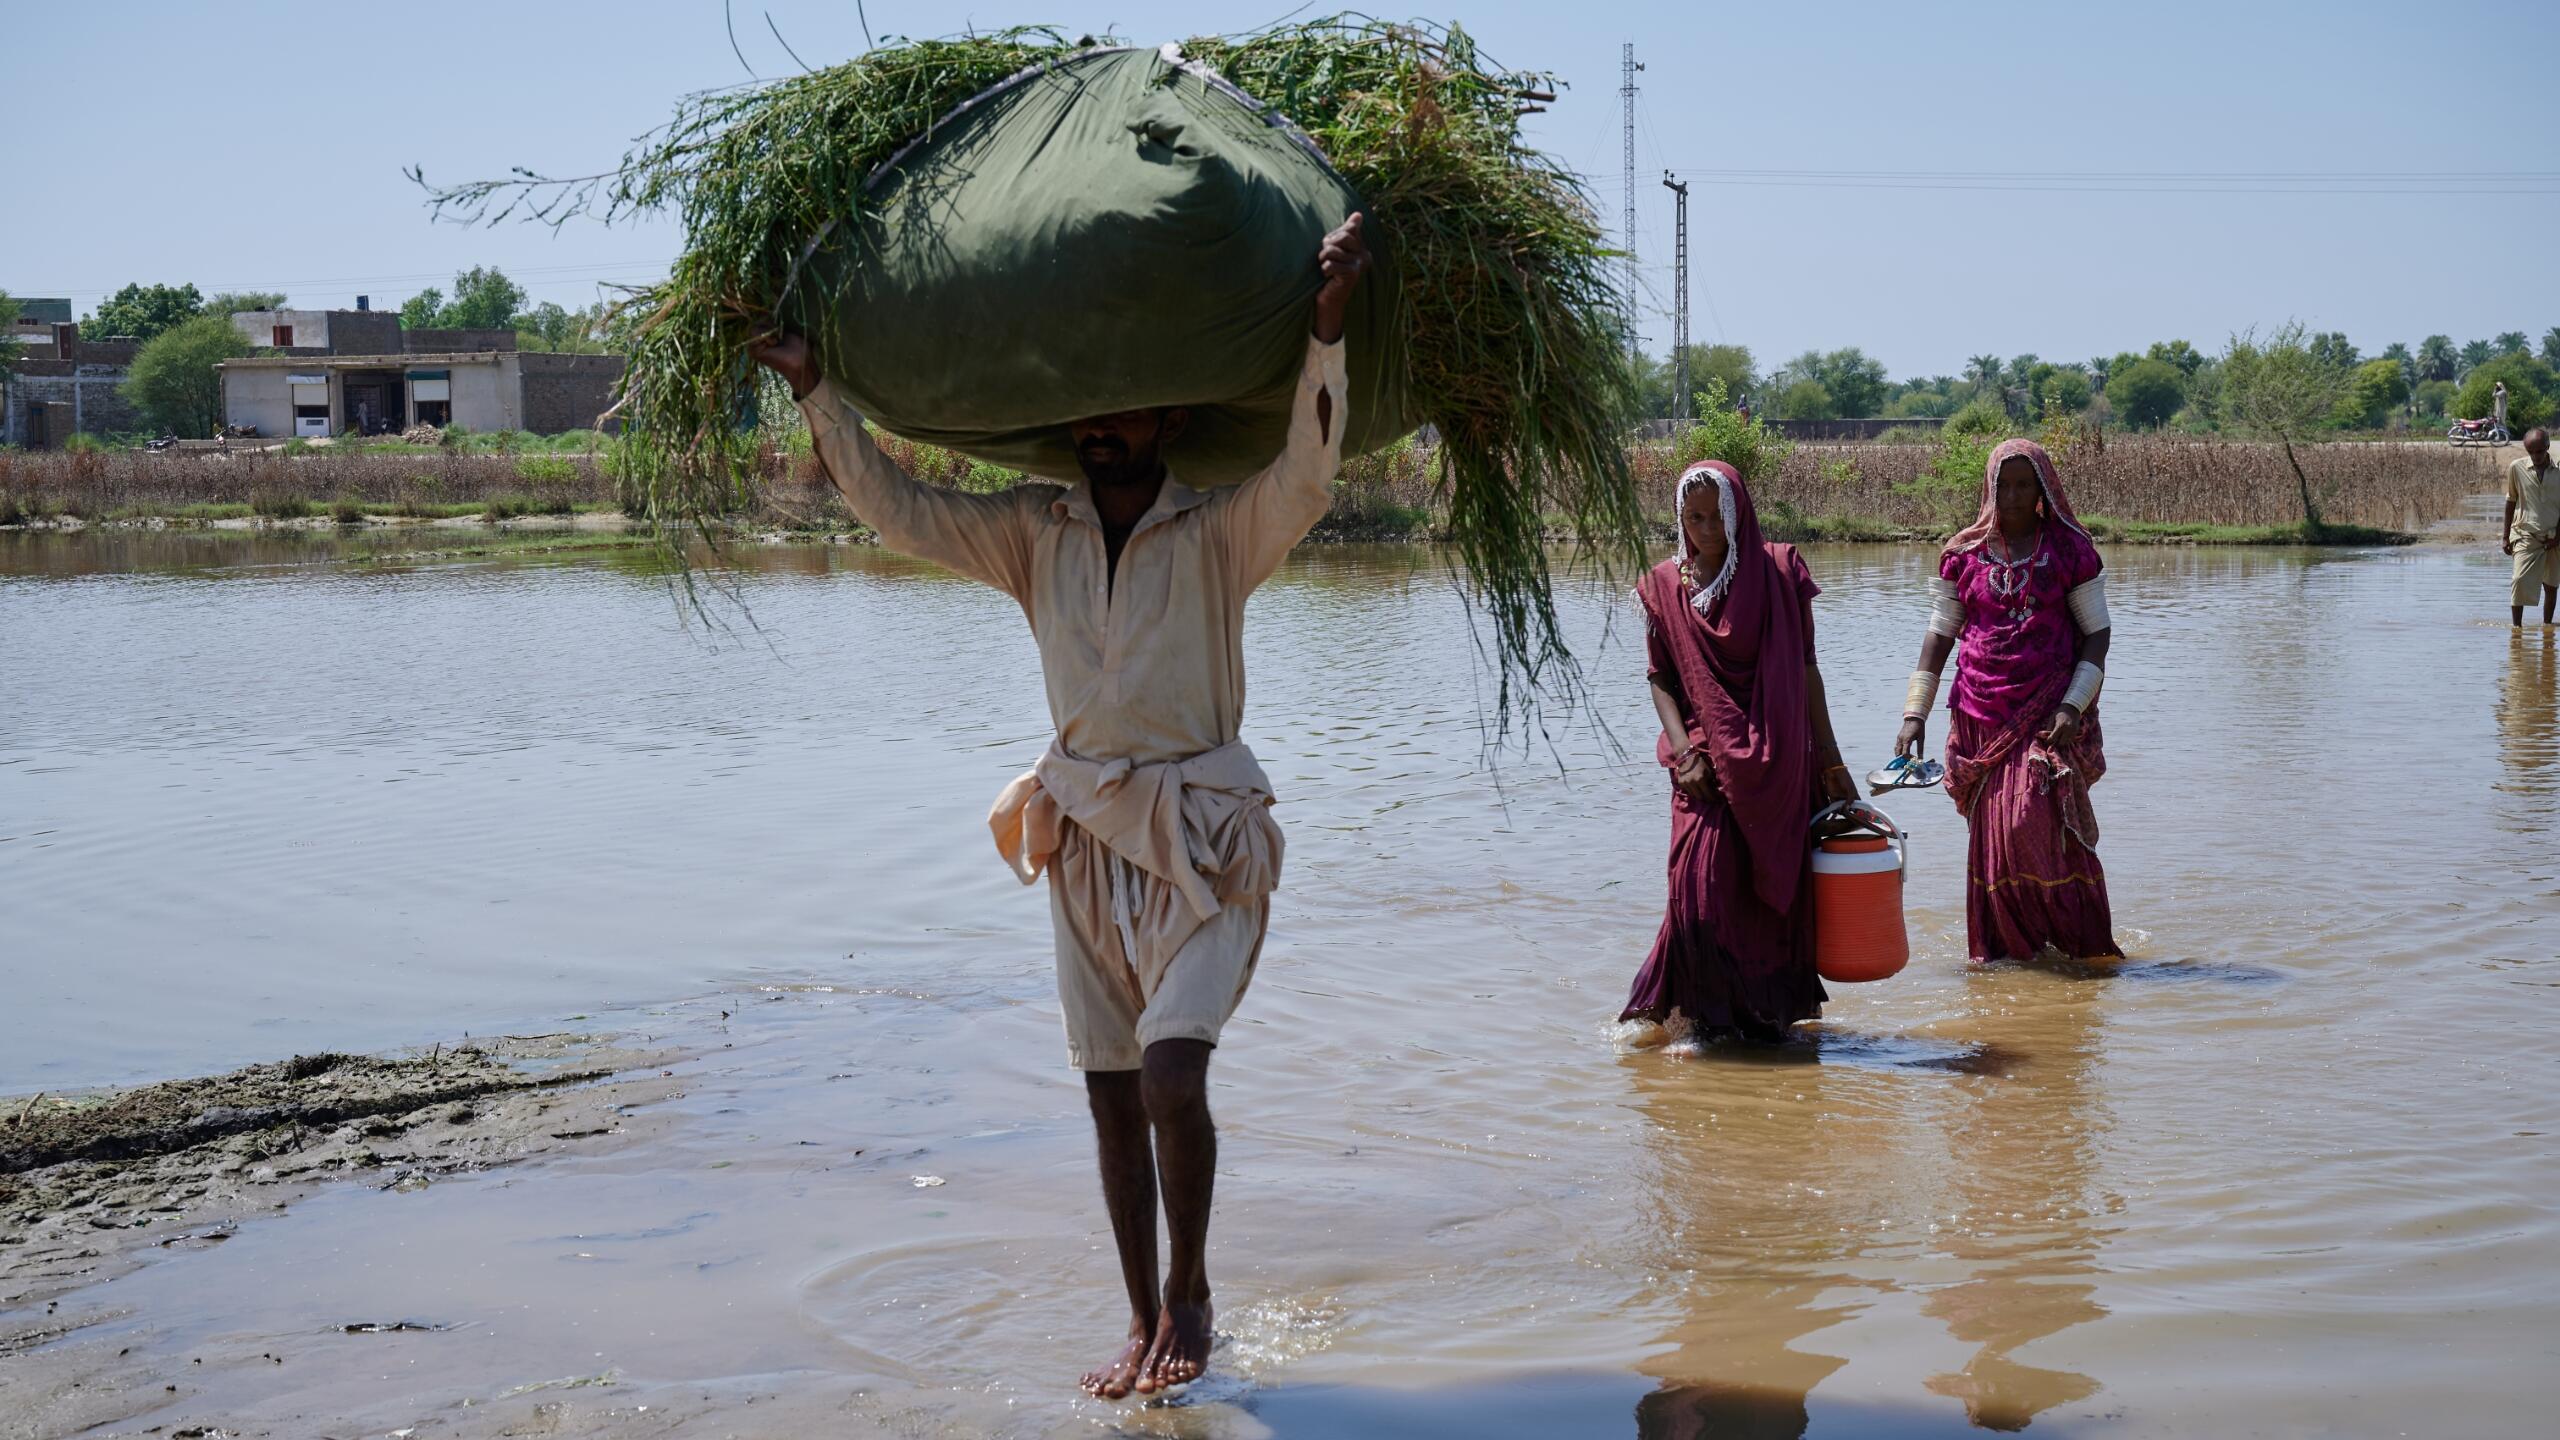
[1,1033,687,1438]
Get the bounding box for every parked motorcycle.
[2448,417,2510,447]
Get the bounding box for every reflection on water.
[5,532,2559,1436]
[1625,970,2109,1437]
[2498,630,2560,817]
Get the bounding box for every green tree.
[2460,338,2493,374]
[1963,354,2002,400]
[2105,358,2187,429]
[203,291,288,315]
[2543,327,2560,365]
[2221,323,2349,526]
[2308,331,2360,370]
[399,288,445,330]
[2039,366,2094,414]
[1885,388,1960,418]
[2414,379,2456,421]
[1691,343,1757,401]
[1773,377,1836,421]
[2338,357,2411,428]
[122,313,256,437]
[2494,330,2529,357]
[2416,334,2457,381]
[2146,338,2207,378]
[2453,353,2556,431]
[1779,348,1886,418]
[2379,341,2414,384]
[433,266,526,330]
[85,282,205,341]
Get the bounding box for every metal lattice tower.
[1662,172,1689,417]
[1620,43,1643,357]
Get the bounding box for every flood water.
[4,525,2557,1436]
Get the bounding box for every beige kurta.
[2510,456,2560,605]
[799,337,1348,1066]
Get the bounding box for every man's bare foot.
[1080,1317,1152,1400]
[1134,1300,1213,1394]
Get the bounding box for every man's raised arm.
[756,335,1034,600]
[1215,213,1368,593]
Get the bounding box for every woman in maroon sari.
[1623,461,1860,1043]
[1895,439,2121,963]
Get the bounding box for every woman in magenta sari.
[1623,461,1860,1043]
[1895,438,2121,963]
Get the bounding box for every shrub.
[1676,379,1794,487]
[252,489,315,520]
[514,455,578,487]
[329,494,367,525]
[2453,353,2555,430]
[1944,399,2011,438]
[60,433,110,455]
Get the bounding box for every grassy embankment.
[2,428,2497,548]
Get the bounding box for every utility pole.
[1620,42,1643,358]
[1662,172,1689,418]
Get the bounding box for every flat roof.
[220,351,509,368]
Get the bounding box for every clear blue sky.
[18,1,2555,379]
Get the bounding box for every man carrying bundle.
[754,215,1369,1399]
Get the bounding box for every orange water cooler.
[1811,802,1909,983]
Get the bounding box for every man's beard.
[1076,439,1159,489]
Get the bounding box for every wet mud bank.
[0,1032,686,1437]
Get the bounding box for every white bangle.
[2066,575,2111,633]
[1926,577,1966,638]
[1904,668,1940,720]
[2062,661,2103,713]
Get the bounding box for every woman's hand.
[2040,705,2084,750]
[1895,715,1926,761]
[1672,748,1719,802]
[1818,761,1859,807]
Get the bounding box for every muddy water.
[3,528,2556,1436]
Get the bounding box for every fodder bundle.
[415,15,1639,708]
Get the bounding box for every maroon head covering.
[1945,438,2091,558]
[1643,460,1816,912]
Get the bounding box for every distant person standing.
[2505,428,2559,626]
[2494,380,2510,436]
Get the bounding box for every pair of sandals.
[1864,754,1944,795]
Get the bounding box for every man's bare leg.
[1080,1070,1157,1400]
[1135,1038,1216,1393]
[2543,582,2556,625]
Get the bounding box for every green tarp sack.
[793,44,1411,485]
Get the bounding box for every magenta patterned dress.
[1941,525,2121,963]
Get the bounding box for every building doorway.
[340,370,406,436]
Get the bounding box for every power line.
[23,261,670,303]
[1659,166,2560,195]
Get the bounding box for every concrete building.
[219,350,621,438]
[7,296,73,345]
[2,323,144,449]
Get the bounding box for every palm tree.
[1964,353,2001,394]
[2417,334,2456,381]
[2086,355,2113,387]
[2460,338,2494,374]
[2543,327,2560,365]
[2495,330,2529,357]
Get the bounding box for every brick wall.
[326,310,404,356]
[405,328,516,353]
[2,360,145,445]
[518,353,624,434]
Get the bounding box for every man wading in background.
[2506,428,2559,626]
[753,215,1370,1399]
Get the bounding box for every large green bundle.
[418,17,1639,710]
[805,44,1411,482]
